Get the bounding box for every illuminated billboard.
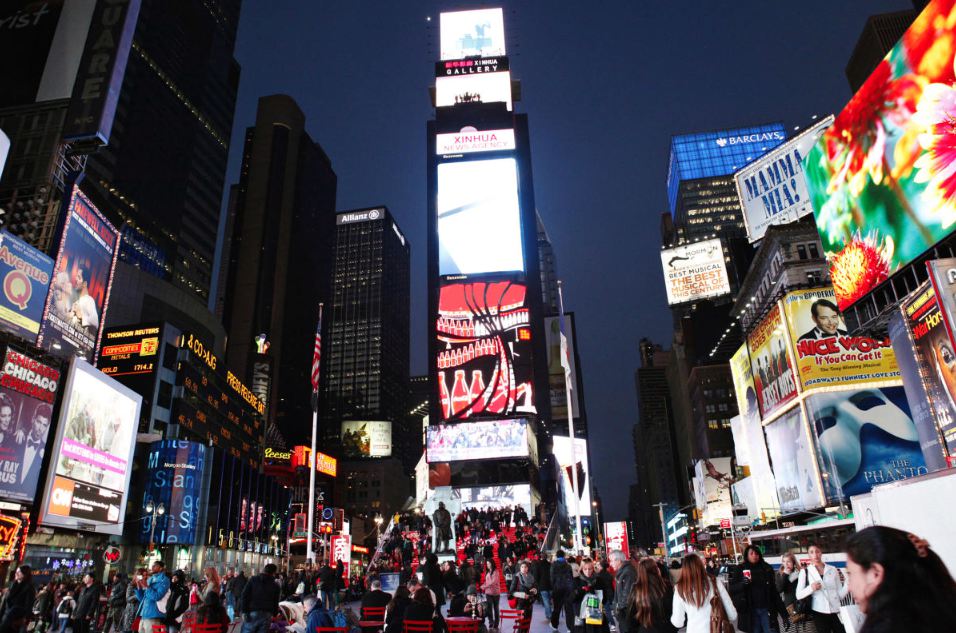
[604,521,630,560]
[457,483,532,515]
[804,0,956,310]
[747,305,798,419]
[427,419,529,462]
[552,435,591,508]
[435,71,513,111]
[660,238,731,305]
[436,279,535,420]
[437,158,523,276]
[0,348,59,503]
[805,387,927,502]
[0,231,54,344]
[138,440,206,545]
[545,316,579,419]
[37,185,119,360]
[736,116,833,243]
[341,421,392,458]
[692,458,733,528]
[436,127,516,156]
[729,345,758,424]
[440,8,506,60]
[39,359,141,535]
[782,287,899,390]
[764,407,825,513]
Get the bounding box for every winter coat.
[628,586,677,633]
[550,559,574,594]
[613,562,638,633]
[75,584,101,621]
[137,573,171,621]
[122,582,140,631]
[480,570,500,597]
[1,579,36,621]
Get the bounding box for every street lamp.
[592,501,602,548]
[145,501,166,553]
[373,513,384,545]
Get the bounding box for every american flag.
[311,304,324,395]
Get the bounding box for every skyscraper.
[845,6,925,93]
[221,94,337,440]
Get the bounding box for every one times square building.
[425,9,553,516]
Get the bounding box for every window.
[809,243,820,259]
[157,381,173,409]
[797,244,808,260]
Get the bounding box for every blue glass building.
[667,123,787,216]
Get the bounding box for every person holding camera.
[135,562,171,633]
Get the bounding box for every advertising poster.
[735,116,833,243]
[803,0,956,310]
[604,521,630,560]
[427,419,529,462]
[437,158,524,276]
[659,238,731,305]
[0,348,59,503]
[730,415,780,521]
[0,231,54,343]
[331,534,352,579]
[901,282,956,456]
[340,421,392,458]
[546,315,579,419]
[139,440,206,545]
[37,186,119,360]
[730,345,758,422]
[39,359,141,535]
[783,287,899,390]
[552,436,592,508]
[436,127,515,156]
[440,8,506,60]
[692,458,733,528]
[764,407,825,513]
[747,305,798,419]
[805,387,927,502]
[436,279,535,420]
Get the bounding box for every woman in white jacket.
[671,554,737,633]
[795,544,849,633]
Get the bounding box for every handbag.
[708,578,734,633]
[839,604,864,633]
[791,569,813,622]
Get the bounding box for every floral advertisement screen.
[804,0,956,310]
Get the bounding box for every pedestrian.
[509,561,537,619]
[104,573,127,633]
[479,560,501,630]
[795,544,848,633]
[165,571,190,633]
[534,555,553,622]
[549,551,575,633]
[202,569,221,605]
[32,582,54,633]
[728,546,788,633]
[775,553,800,621]
[0,607,29,633]
[227,571,247,619]
[135,562,171,633]
[670,554,736,633]
[383,586,412,633]
[72,574,100,633]
[0,566,36,629]
[303,594,333,632]
[845,526,956,633]
[628,558,675,633]
[421,553,445,609]
[54,591,75,633]
[593,561,614,629]
[608,551,635,633]
[334,560,345,608]
[238,564,280,633]
[403,587,439,626]
[316,561,335,610]
[573,559,609,633]
[122,570,145,633]
[196,591,230,633]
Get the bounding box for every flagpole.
[307,303,324,567]
[557,281,583,554]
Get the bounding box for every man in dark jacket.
[239,564,281,633]
[728,546,788,633]
[73,574,101,633]
[608,551,636,633]
[316,561,336,609]
[360,579,391,611]
[549,551,575,632]
[105,573,128,633]
[228,571,248,607]
[534,556,553,621]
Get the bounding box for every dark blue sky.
[229,0,911,520]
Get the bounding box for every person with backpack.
[55,591,75,633]
[104,574,127,633]
[549,551,575,632]
[164,571,190,633]
[238,564,280,633]
[135,561,171,633]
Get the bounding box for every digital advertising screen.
[735,116,833,243]
[39,358,141,535]
[436,126,516,156]
[804,387,927,502]
[138,440,206,545]
[0,231,54,344]
[803,0,956,310]
[37,185,119,360]
[435,71,513,111]
[340,420,392,458]
[0,348,59,503]
[660,238,731,305]
[456,483,532,515]
[747,305,798,419]
[552,435,592,508]
[783,287,899,390]
[437,158,523,276]
[436,279,535,420]
[440,8,506,60]
[764,407,825,513]
[545,315,580,419]
[604,521,630,560]
[426,418,529,462]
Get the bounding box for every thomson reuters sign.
[437,127,515,155]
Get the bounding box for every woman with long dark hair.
[480,559,501,630]
[670,554,736,633]
[0,566,35,629]
[845,526,956,633]
[384,586,412,633]
[629,558,675,633]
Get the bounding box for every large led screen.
[804,0,956,310]
[37,185,119,360]
[0,231,54,344]
[435,71,513,111]
[427,418,529,462]
[736,116,833,243]
[341,420,392,458]
[764,407,825,513]
[437,158,523,276]
[39,359,140,535]
[440,8,506,60]
[805,387,927,503]
[457,483,532,515]
[138,440,206,545]
[660,238,731,305]
[747,305,798,419]
[0,348,59,503]
[552,436,592,508]
[783,287,899,390]
[436,279,535,420]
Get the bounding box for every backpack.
[331,609,347,629]
[154,587,171,616]
[57,599,74,617]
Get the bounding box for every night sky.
[228,0,911,520]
